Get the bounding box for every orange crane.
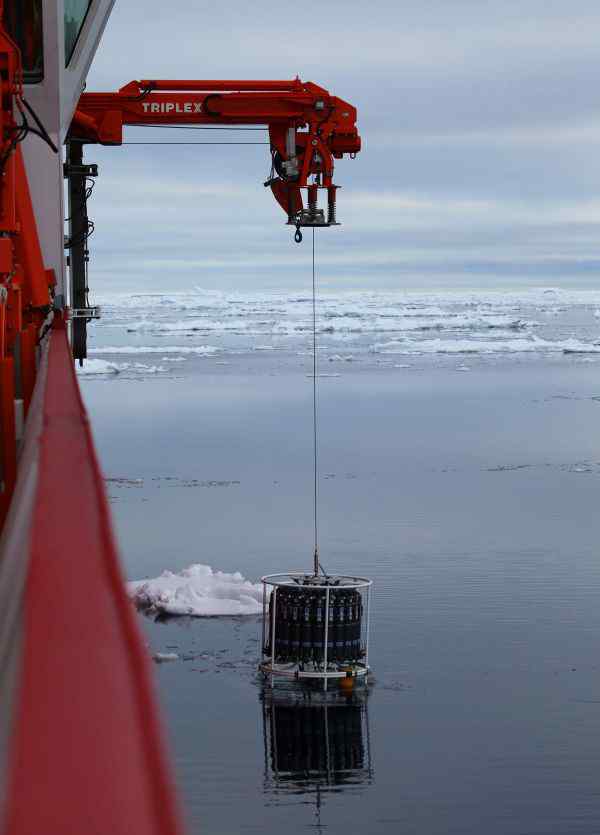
[71,77,361,229]
[65,77,361,359]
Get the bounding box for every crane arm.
[69,78,361,228]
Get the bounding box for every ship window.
[64,0,92,66]
[3,0,44,84]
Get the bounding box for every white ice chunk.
[153,652,179,663]
[76,358,122,375]
[76,359,164,375]
[128,564,263,617]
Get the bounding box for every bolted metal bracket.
[70,306,101,321]
[63,162,98,179]
[288,209,330,228]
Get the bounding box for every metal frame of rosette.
[259,573,372,687]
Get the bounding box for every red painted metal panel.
[3,316,184,835]
[0,356,16,528]
[13,147,52,312]
[19,325,36,416]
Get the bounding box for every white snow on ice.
[128,564,263,616]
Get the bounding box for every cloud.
[82,0,600,292]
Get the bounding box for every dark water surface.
[82,355,600,834]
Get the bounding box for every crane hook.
[294,223,303,244]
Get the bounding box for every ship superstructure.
[11,0,115,300]
[0,3,184,833]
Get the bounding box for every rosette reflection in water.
[261,683,373,827]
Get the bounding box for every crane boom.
[69,77,361,228]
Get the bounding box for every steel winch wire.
[311,229,327,578]
[312,228,318,575]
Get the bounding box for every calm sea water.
[81,288,600,834]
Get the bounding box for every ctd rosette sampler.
[259,573,371,686]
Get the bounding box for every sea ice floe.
[76,359,164,375]
[561,341,600,354]
[128,564,263,617]
[371,336,600,355]
[370,337,541,354]
[89,288,600,363]
[89,345,218,355]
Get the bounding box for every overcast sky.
[86,0,600,292]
